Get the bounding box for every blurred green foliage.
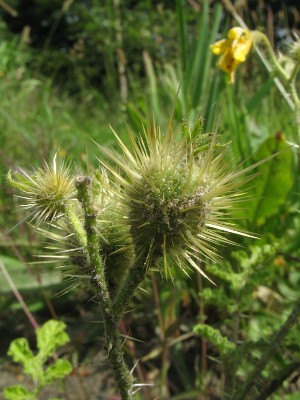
[1,0,300,399]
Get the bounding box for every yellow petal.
[233,42,252,62]
[210,39,229,55]
[232,35,253,61]
[227,27,245,40]
[217,50,238,73]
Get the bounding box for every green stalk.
[76,176,133,400]
[253,32,289,82]
[112,248,152,321]
[64,200,87,250]
[176,0,188,74]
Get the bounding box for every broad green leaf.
[42,359,73,385]
[4,385,36,400]
[194,324,235,356]
[36,320,70,362]
[245,134,293,227]
[0,255,61,293]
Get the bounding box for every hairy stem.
[64,200,87,249]
[112,249,150,321]
[253,32,289,82]
[254,361,300,400]
[234,297,300,400]
[76,176,133,400]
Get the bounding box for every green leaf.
[194,324,235,356]
[0,255,61,293]
[7,338,41,379]
[4,385,36,400]
[245,134,293,227]
[42,359,73,385]
[36,320,70,362]
[7,338,34,367]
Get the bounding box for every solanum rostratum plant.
[7,120,272,399]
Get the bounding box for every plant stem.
[64,200,87,249]
[234,297,300,400]
[102,307,133,400]
[254,361,300,400]
[253,32,289,82]
[0,259,39,330]
[76,176,133,399]
[112,249,150,321]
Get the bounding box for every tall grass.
[126,1,224,131]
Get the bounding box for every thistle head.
[100,123,253,280]
[93,170,133,296]
[37,168,133,297]
[288,35,300,63]
[7,154,76,225]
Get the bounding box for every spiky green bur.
[128,162,207,259]
[100,125,253,280]
[7,154,76,224]
[37,170,133,298]
[93,170,133,296]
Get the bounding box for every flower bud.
[288,37,300,63]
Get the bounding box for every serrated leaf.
[7,338,34,368]
[42,359,73,385]
[245,134,293,227]
[7,338,42,380]
[194,323,235,356]
[36,320,70,362]
[4,385,36,400]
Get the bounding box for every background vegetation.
[1,0,300,399]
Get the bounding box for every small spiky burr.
[7,154,76,225]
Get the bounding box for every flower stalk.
[112,248,156,320]
[76,175,133,399]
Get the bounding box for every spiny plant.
[7,119,272,399]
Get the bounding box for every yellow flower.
[210,27,253,83]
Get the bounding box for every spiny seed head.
[7,154,76,225]
[36,169,133,298]
[93,170,133,296]
[288,36,300,63]
[99,124,254,280]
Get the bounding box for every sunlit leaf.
[36,320,70,362]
